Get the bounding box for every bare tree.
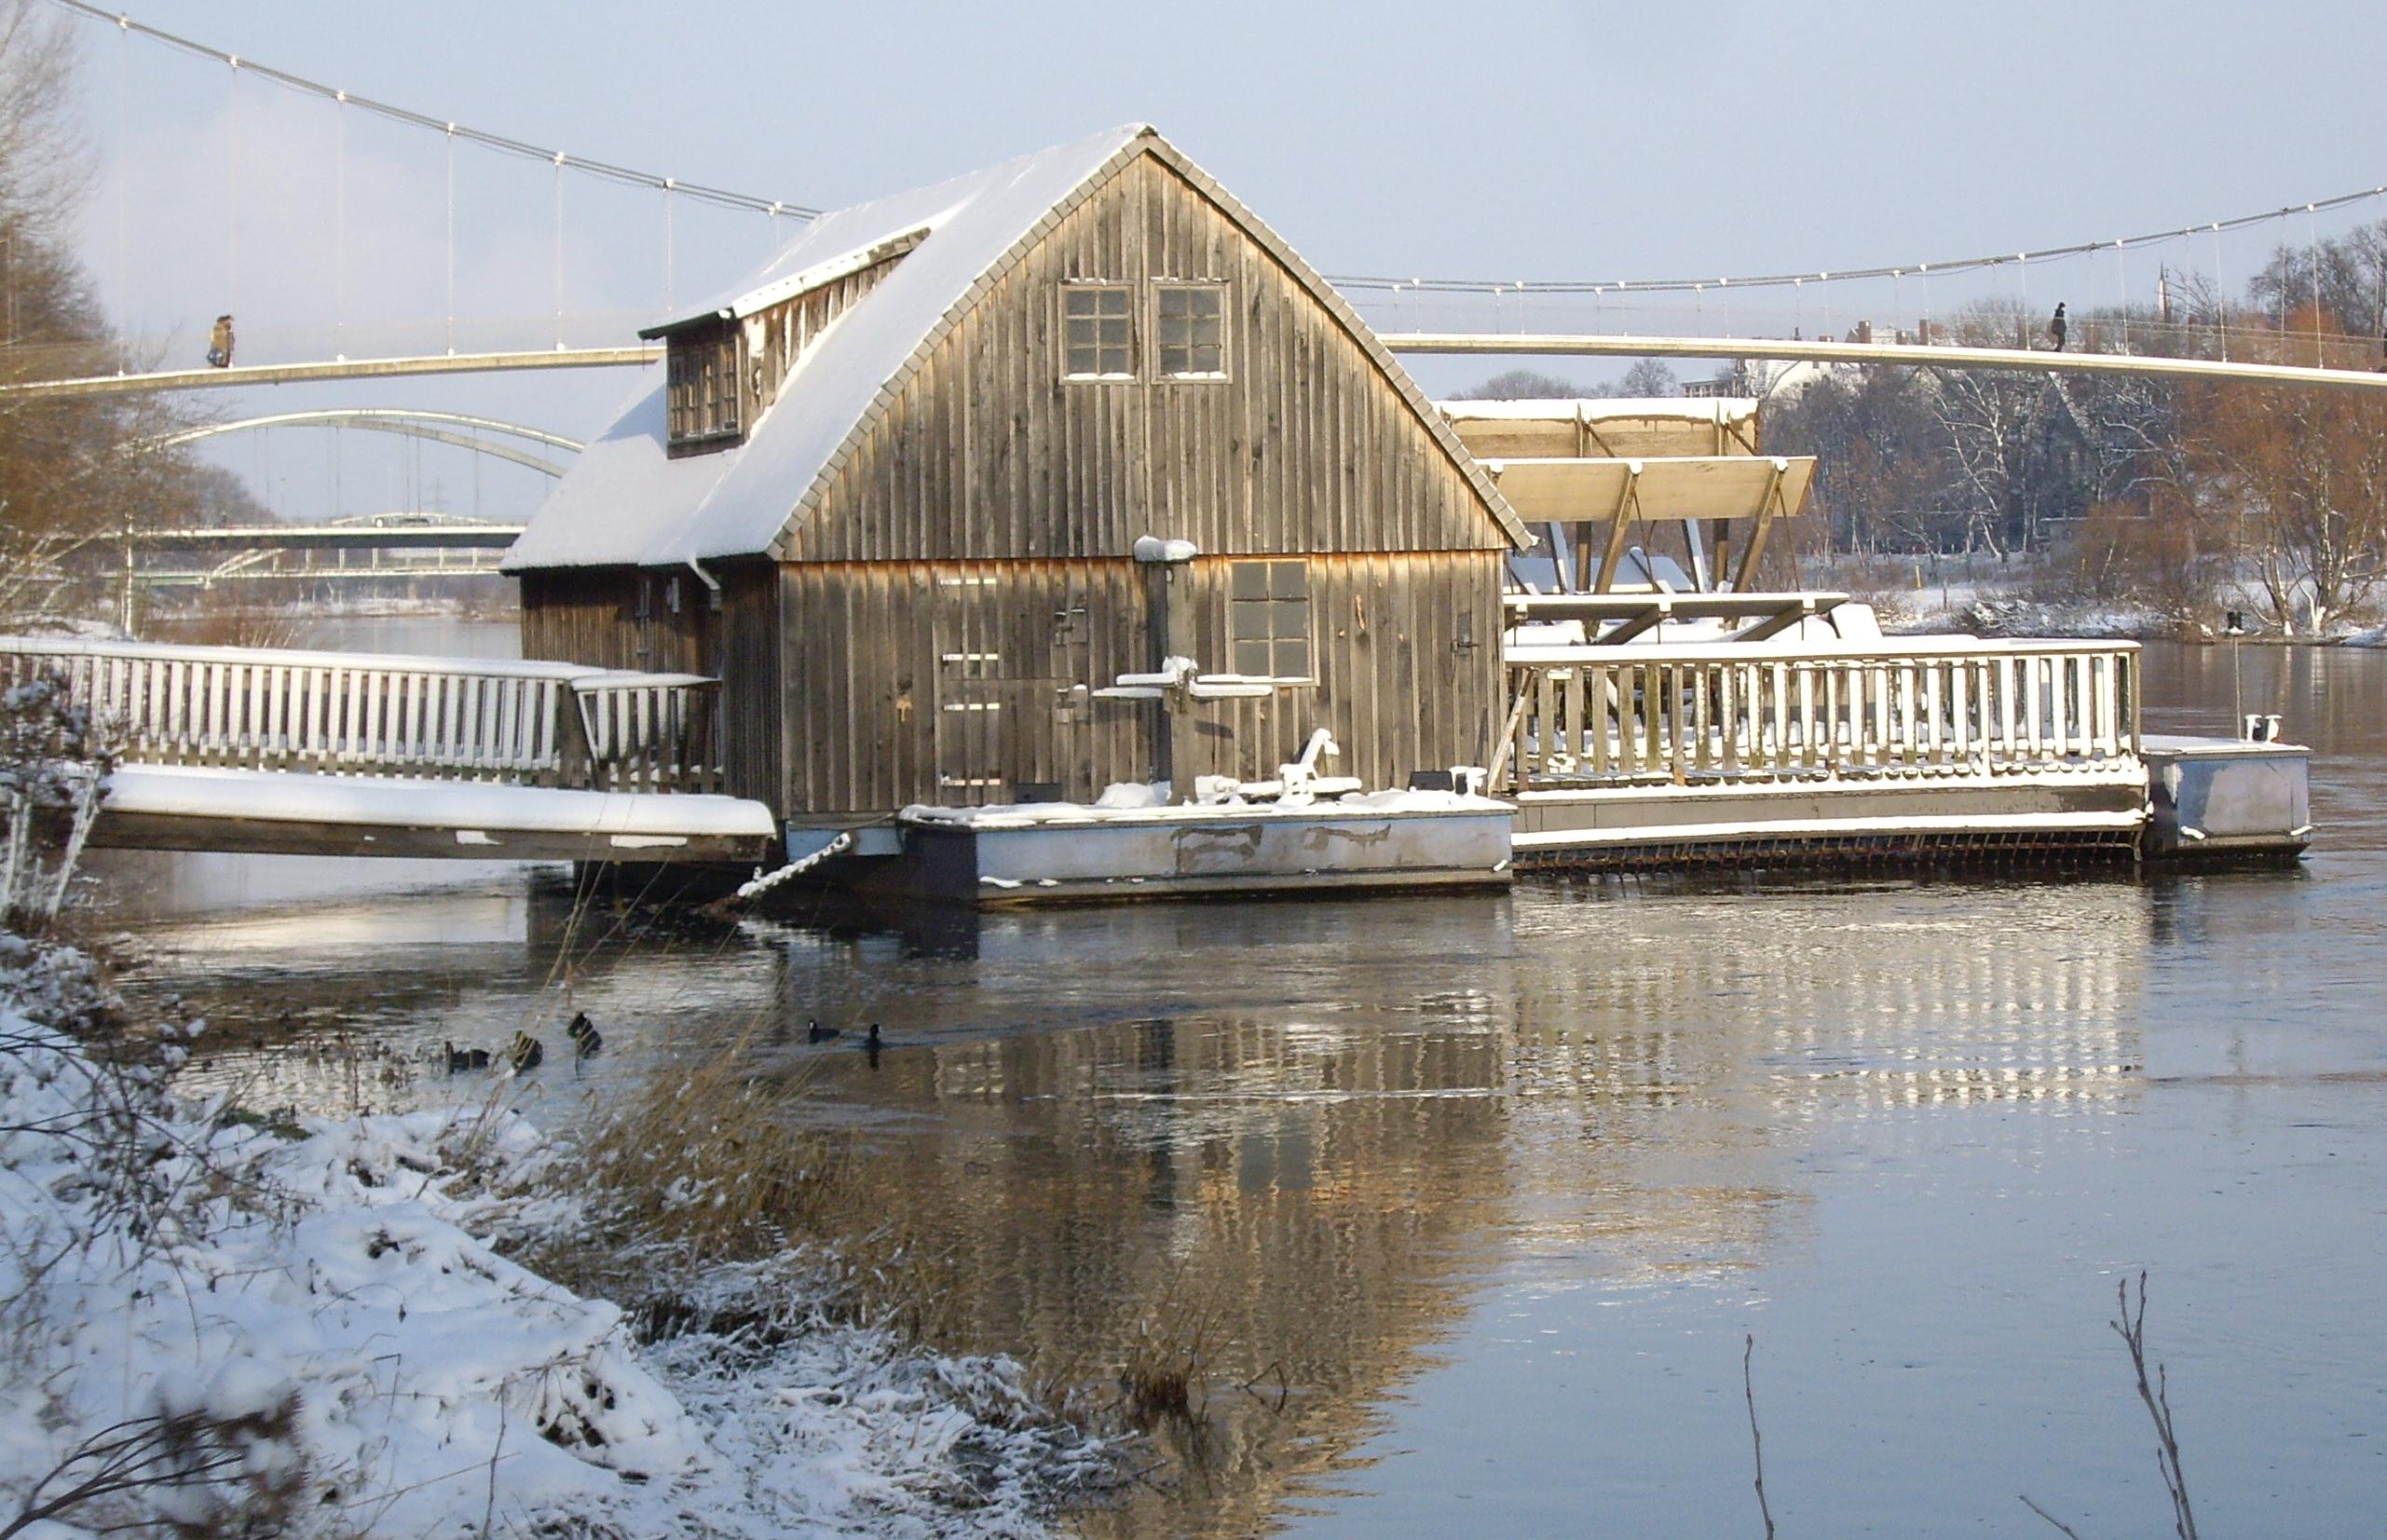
[2,2,212,625]
[2182,365,2387,633]
[1616,357,1678,398]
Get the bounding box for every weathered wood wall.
[516,562,782,804]
[781,155,1507,564]
[775,552,1501,817]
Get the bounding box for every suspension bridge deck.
[7,334,2387,399]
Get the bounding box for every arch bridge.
[131,409,585,479]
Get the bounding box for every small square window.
[1064,284,1133,377]
[1157,284,1226,377]
[1227,559,1309,680]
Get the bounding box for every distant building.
[503,126,1528,833]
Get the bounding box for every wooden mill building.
[503,124,1529,836]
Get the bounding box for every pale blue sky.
[52,0,2387,517]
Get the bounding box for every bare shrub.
[0,667,114,932]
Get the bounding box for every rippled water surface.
[93,637,2387,1537]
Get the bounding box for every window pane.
[1191,342,1223,373]
[1270,561,1307,599]
[1231,601,1272,641]
[1064,286,1131,376]
[1234,638,1273,675]
[1231,563,1271,601]
[1274,638,1310,677]
[1159,315,1191,347]
[1271,598,1307,637]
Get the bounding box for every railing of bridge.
[1491,636,2141,793]
[0,637,721,795]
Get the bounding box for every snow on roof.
[504,123,1154,571]
[507,124,1526,571]
[1437,397,1760,424]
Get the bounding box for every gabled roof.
[504,125,1523,572]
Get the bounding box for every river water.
[89,634,2387,1537]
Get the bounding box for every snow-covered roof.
[506,125,1523,571]
[1437,397,1760,426]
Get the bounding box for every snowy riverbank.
[0,934,1104,1538]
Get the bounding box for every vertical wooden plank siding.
[762,552,1499,818]
[781,156,1505,565]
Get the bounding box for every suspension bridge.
[7,0,2384,426]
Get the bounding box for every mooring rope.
[733,829,852,902]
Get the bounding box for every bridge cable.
[2115,240,2128,352]
[46,0,823,220]
[334,89,347,358]
[2211,225,2227,361]
[444,125,457,355]
[552,153,566,349]
[48,0,2387,335]
[2308,203,2324,366]
[225,53,238,321]
[113,14,127,337]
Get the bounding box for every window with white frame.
[1229,559,1310,679]
[1156,282,1226,377]
[1062,283,1133,378]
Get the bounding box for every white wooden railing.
[0,636,721,793]
[1492,637,2141,792]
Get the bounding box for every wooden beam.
[1732,462,1788,592]
[1593,471,1640,594]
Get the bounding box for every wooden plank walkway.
[4,636,775,864]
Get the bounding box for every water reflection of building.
[123,865,2160,1539]
[749,877,2157,1535]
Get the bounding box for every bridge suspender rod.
[334,90,347,358]
[225,53,238,319]
[2212,225,2228,361]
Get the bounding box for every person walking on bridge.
[2047,302,2067,352]
[205,314,235,368]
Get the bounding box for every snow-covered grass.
[0,932,1111,1539]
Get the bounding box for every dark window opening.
[1229,560,1310,679]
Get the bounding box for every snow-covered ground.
[0,934,1105,1538]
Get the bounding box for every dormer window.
[665,324,742,456]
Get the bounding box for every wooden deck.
[3,636,776,864]
[1491,634,2152,865]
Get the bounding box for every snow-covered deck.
[94,765,778,864]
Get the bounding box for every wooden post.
[1593,471,1642,594]
[556,682,597,789]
